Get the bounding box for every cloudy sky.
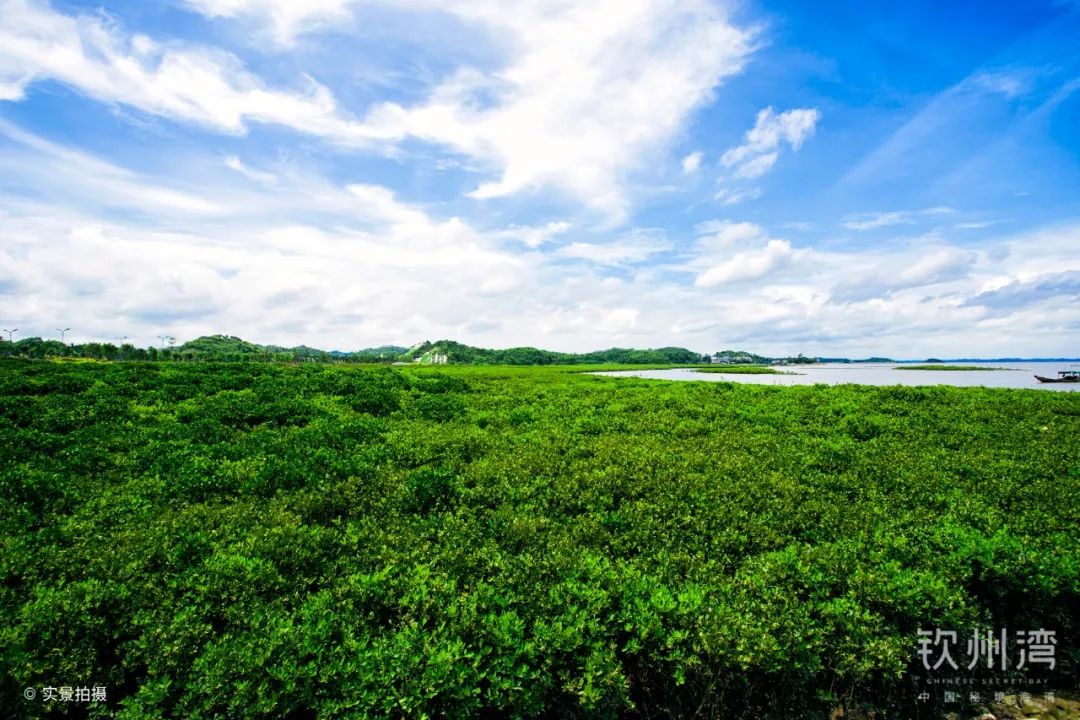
[1,0,1079,357]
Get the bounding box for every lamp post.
[57,327,70,343]
[1,328,15,342]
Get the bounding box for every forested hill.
[0,334,706,365]
[179,335,406,362]
[401,339,704,365]
[0,335,404,363]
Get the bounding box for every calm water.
[594,362,1080,391]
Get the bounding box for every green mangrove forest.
[1,359,1077,718]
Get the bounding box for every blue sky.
[1,0,1078,356]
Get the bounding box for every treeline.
[177,335,401,363]
[2,334,740,366]
[405,339,703,365]
[711,349,772,364]
[0,337,160,361]
[0,335,399,364]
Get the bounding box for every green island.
[2,358,1077,718]
[895,364,1012,371]
[693,365,785,374]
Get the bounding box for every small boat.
[1034,370,1080,383]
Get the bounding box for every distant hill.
[402,339,703,365]
[180,335,265,358]
[712,349,771,364]
[171,336,706,365]
[358,345,407,357]
[177,335,396,363]
[0,334,712,364]
[17,333,1057,366]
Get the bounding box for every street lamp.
[57,327,71,343]
[1,328,16,342]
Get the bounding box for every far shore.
[895,364,1014,371]
[693,366,797,375]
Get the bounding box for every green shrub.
[0,360,1076,718]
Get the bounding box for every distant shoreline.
[895,364,1014,371]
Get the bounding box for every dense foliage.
[1,336,709,366]
[693,366,782,374]
[176,335,405,363]
[710,350,773,364]
[403,340,705,365]
[2,360,1077,718]
[0,337,152,361]
[0,336,404,364]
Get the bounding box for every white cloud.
[496,221,572,249]
[842,207,954,230]
[965,270,1080,310]
[713,186,762,205]
[356,0,756,218]
[1,0,756,219]
[694,220,764,248]
[695,238,796,287]
[968,69,1034,100]
[721,106,820,172]
[183,0,355,46]
[681,151,703,174]
[0,0,387,142]
[713,106,818,206]
[828,245,979,303]
[898,248,976,285]
[0,124,676,350]
[224,155,278,185]
[6,174,1080,356]
[559,232,670,265]
[597,307,640,333]
[732,151,778,179]
[4,117,1079,358]
[0,118,227,216]
[0,156,528,347]
[842,212,908,231]
[686,221,807,288]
